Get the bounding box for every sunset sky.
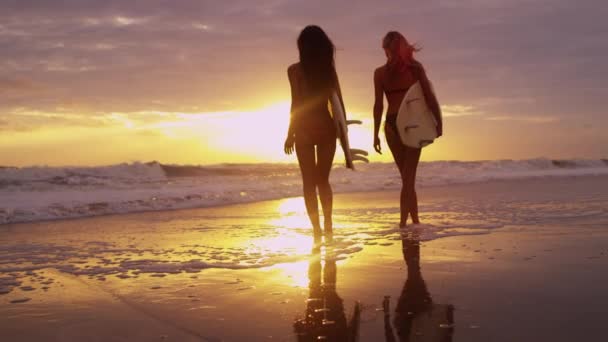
[1,0,606,166]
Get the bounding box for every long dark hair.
[297,25,337,96]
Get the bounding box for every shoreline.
[1,176,607,341]
[2,174,607,227]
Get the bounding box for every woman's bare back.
[374,64,417,115]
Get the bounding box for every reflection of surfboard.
[409,304,455,341]
[396,81,440,148]
[329,93,369,170]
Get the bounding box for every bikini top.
[383,63,423,96]
[385,87,409,95]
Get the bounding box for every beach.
[3,1,607,340]
[1,176,607,341]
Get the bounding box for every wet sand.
[1,176,607,341]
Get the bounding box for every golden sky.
[1,1,606,166]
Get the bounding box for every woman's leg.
[384,123,405,177]
[296,143,322,239]
[400,146,421,225]
[385,123,408,226]
[316,139,337,238]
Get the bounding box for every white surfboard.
[396,81,440,148]
[408,304,454,341]
[329,93,369,170]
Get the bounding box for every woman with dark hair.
[293,250,361,341]
[373,31,443,228]
[284,25,345,244]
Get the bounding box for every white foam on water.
[1,175,607,297]
[1,159,607,224]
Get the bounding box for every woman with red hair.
[373,31,443,227]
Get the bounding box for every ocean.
[1,158,607,224]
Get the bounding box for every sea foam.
[1,159,606,224]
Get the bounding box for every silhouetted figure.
[384,232,454,341]
[294,250,360,341]
[284,25,347,244]
[372,32,443,227]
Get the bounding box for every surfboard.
[395,81,440,148]
[329,93,369,170]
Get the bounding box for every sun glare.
[0,99,391,167]
[278,197,307,215]
[271,260,311,288]
[269,197,312,229]
[145,100,379,164]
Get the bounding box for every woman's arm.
[287,65,299,138]
[333,68,347,121]
[285,65,298,154]
[373,67,384,153]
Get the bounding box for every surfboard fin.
[352,154,369,163]
[351,148,369,165]
[350,148,368,157]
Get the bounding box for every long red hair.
[382,31,420,73]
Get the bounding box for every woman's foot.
[313,227,322,247]
[323,218,333,244]
[324,231,334,245]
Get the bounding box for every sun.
[182,101,293,163]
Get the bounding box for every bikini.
[385,87,409,133]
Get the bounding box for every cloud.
[484,115,559,123]
[0,78,41,93]
[441,105,483,118]
[0,0,605,127]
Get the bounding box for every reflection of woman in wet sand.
[294,251,360,341]
[284,25,346,245]
[383,233,454,341]
[372,31,443,228]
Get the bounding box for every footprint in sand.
[10,298,31,304]
[237,286,255,291]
